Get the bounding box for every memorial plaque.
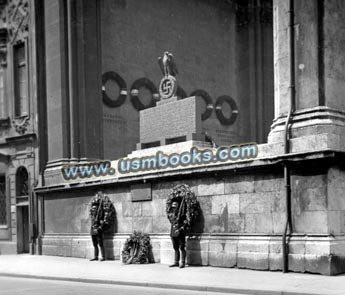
[131,183,152,202]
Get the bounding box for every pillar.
[44,0,103,185]
[45,0,71,162]
[268,0,345,150]
[268,0,345,275]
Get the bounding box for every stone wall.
[327,166,345,235]
[43,169,285,236]
[40,160,345,275]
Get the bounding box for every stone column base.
[268,107,345,147]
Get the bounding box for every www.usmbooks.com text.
[118,144,258,173]
[61,161,115,180]
[61,143,258,180]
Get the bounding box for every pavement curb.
[0,272,320,295]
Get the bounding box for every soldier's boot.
[90,247,99,261]
[169,263,179,267]
[169,250,180,267]
[100,246,106,261]
[179,248,186,268]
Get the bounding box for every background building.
[0,0,345,276]
[0,0,43,255]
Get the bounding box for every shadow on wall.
[187,203,205,266]
[104,208,117,260]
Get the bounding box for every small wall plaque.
[131,183,152,202]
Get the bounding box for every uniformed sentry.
[89,192,106,261]
[167,200,187,268]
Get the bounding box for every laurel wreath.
[176,85,187,100]
[215,95,238,125]
[89,194,116,232]
[190,89,213,121]
[122,231,152,264]
[130,78,159,111]
[166,184,200,233]
[102,71,127,108]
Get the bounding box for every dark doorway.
[17,205,29,253]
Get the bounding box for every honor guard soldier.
[89,192,106,261]
[168,201,187,268]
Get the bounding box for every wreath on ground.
[166,184,200,233]
[122,231,152,264]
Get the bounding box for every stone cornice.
[5,132,36,143]
[36,147,340,194]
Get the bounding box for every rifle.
[176,196,186,231]
[95,196,103,231]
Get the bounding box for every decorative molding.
[5,132,36,143]
[0,117,10,128]
[0,152,10,163]
[12,115,29,135]
[6,0,29,44]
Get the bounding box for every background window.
[0,176,6,225]
[14,42,28,117]
[16,167,28,196]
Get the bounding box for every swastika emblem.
[159,75,177,100]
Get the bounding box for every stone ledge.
[40,139,339,190]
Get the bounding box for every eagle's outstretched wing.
[167,53,178,76]
[158,57,165,76]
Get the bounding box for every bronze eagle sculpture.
[158,51,178,77]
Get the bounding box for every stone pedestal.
[130,140,211,158]
[137,96,204,149]
[156,96,178,106]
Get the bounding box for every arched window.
[16,166,28,196]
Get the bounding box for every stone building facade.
[1,0,345,276]
[0,0,43,255]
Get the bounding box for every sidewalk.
[0,255,344,295]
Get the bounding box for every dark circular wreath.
[122,231,152,264]
[89,193,116,232]
[176,85,187,100]
[215,95,238,125]
[102,71,127,108]
[166,184,200,233]
[130,78,159,111]
[190,89,213,121]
